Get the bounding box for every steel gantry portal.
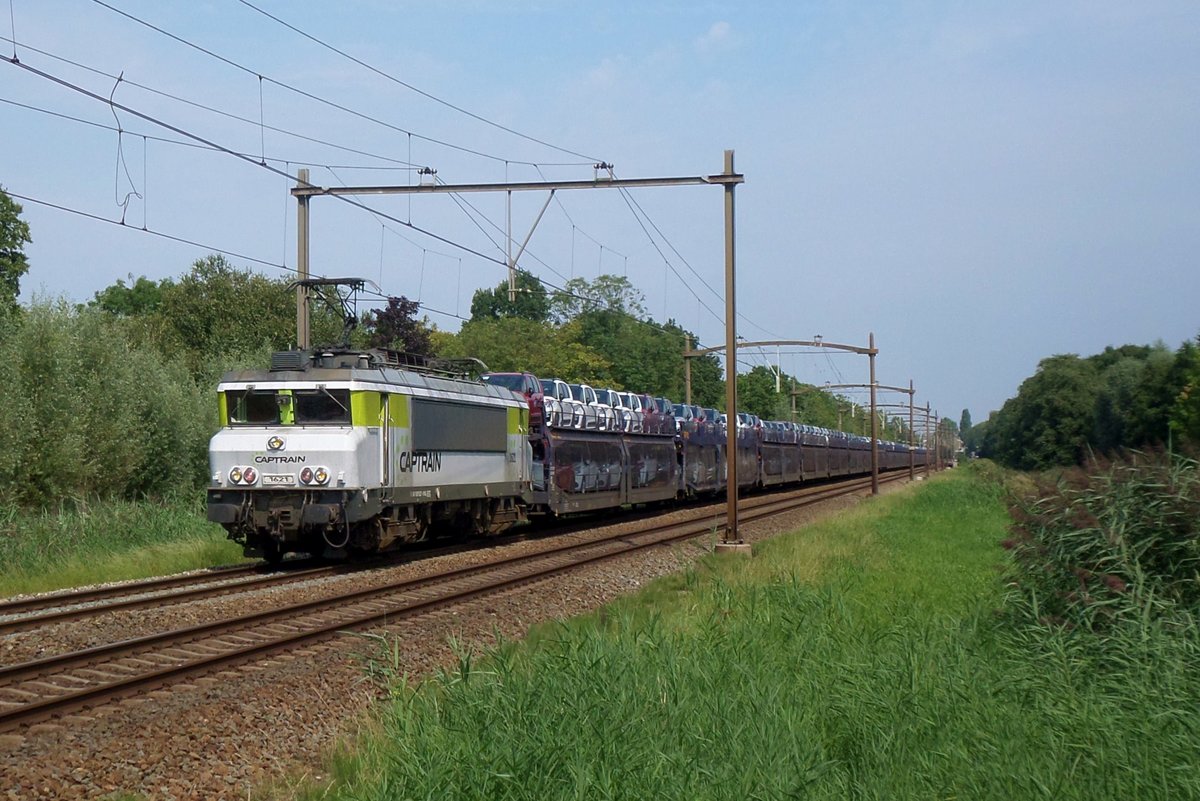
[683,336,882,494]
[293,152,748,544]
[819,380,917,481]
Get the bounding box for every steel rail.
[0,563,265,618]
[0,563,351,636]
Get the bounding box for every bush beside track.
[303,465,1200,801]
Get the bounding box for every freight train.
[206,346,926,561]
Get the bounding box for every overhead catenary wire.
[435,178,573,284]
[87,0,589,168]
[8,188,469,322]
[0,94,419,175]
[615,186,724,327]
[0,36,427,170]
[8,54,629,321]
[7,57,520,268]
[235,0,601,165]
[7,38,746,343]
[6,38,742,337]
[617,184,783,341]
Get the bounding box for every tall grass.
[300,467,1197,800]
[1003,451,1200,632]
[0,495,244,596]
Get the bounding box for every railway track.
[0,562,267,619]
[0,539,535,636]
[0,472,904,732]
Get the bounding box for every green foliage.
[1002,452,1200,631]
[737,365,786,420]
[0,300,214,506]
[982,340,1196,469]
[984,354,1103,469]
[469,272,550,323]
[959,408,972,435]
[151,254,295,375]
[1169,337,1200,444]
[0,186,32,314]
[440,276,722,405]
[311,469,1200,801]
[439,316,610,380]
[90,273,171,317]
[549,274,646,323]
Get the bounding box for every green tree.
[1169,335,1200,447]
[680,327,724,408]
[963,417,989,455]
[153,254,294,376]
[438,316,610,380]
[790,384,844,430]
[0,300,211,506]
[982,354,1100,469]
[90,274,172,317]
[959,408,972,438]
[469,272,550,323]
[550,274,646,323]
[737,366,788,421]
[0,187,32,314]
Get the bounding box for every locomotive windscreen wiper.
[316,385,348,414]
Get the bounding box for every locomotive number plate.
[263,474,295,486]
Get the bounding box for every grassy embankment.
[0,497,243,597]
[305,466,1199,801]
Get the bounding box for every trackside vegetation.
[304,465,1199,801]
[0,497,243,597]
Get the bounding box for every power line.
[10,189,288,272]
[617,184,783,341]
[533,164,630,264]
[434,178,573,284]
[0,93,416,172]
[1,35,424,169]
[615,186,725,327]
[87,0,586,167]
[8,55,619,319]
[8,188,468,322]
[235,0,601,164]
[7,56,516,269]
[7,51,738,335]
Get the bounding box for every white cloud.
[695,21,734,53]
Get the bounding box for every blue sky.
[3,1,1198,423]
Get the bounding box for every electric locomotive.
[207,347,531,562]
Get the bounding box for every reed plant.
[1002,451,1200,633]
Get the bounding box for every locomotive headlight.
[229,467,243,484]
[299,466,314,485]
[242,467,258,484]
[313,467,330,485]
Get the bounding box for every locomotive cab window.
[226,388,351,425]
[227,390,279,424]
[294,389,350,424]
